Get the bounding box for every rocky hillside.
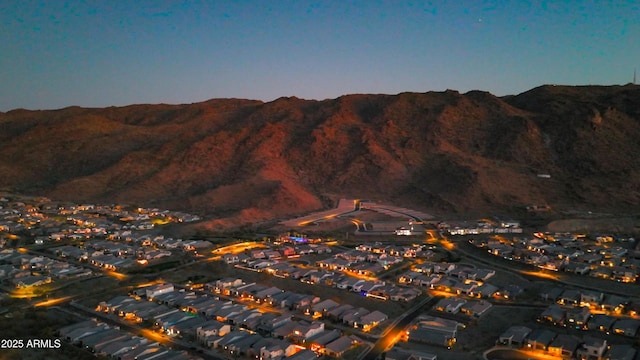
[1,84,639,228]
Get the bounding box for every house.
[336,277,364,290]
[540,287,565,302]
[408,327,456,349]
[267,262,297,277]
[286,349,319,360]
[359,310,388,332]
[254,286,283,303]
[496,284,523,300]
[472,283,499,298]
[564,262,591,275]
[497,325,531,347]
[342,308,370,327]
[558,289,581,306]
[185,297,226,315]
[118,343,165,360]
[215,304,248,323]
[580,291,604,307]
[540,304,566,325]
[211,278,244,294]
[591,267,613,279]
[144,283,174,299]
[432,263,456,274]
[164,315,207,337]
[525,329,556,351]
[97,296,136,313]
[272,322,298,339]
[96,337,146,358]
[460,300,492,318]
[228,309,262,327]
[291,321,325,342]
[322,303,348,318]
[389,287,420,302]
[258,338,297,359]
[222,253,239,264]
[197,320,231,345]
[289,294,320,311]
[226,333,262,356]
[212,330,249,349]
[434,297,466,314]
[587,314,617,333]
[576,336,607,360]
[325,336,354,357]
[601,295,628,313]
[12,275,51,288]
[612,267,637,283]
[409,316,460,349]
[256,314,291,335]
[604,344,636,360]
[311,299,340,317]
[308,329,341,354]
[565,307,591,329]
[280,246,296,257]
[611,319,640,337]
[119,300,164,322]
[268,291,297,308]
[451,281,476,295]
[58,320,108,344]
[80,328,128,351]
[548,334,581,359]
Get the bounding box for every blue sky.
[1,1,639,111]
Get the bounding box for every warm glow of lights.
[135,279,165,288]
[521,270,559,280]
[213,242,267,255]
[17,247,28,253]
[34,296,72,307]
[343,270,378,282]
[140,329,170,344]
[151,218,170,225]
[380,329,404,351]
[441,240,456,250]
[137,259,148,265]
[429,290,458,298]
[10,288,41,299]
[106,271,129,280]
[506,348,564,360]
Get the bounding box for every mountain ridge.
[1,84,639,229]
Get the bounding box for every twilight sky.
[1,1,639,111]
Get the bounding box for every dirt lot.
[546,216,640,234]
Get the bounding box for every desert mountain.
[1,85,639,228]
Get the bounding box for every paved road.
[359,296,440,360]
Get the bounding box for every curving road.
[358,296,440,360]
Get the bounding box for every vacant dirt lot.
[546,217,640,234]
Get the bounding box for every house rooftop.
[325,336,353,354]
[605,344,637,360]
[498,325,531,343]
[527,328,556,346]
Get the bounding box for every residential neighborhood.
[2,193,640,360]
